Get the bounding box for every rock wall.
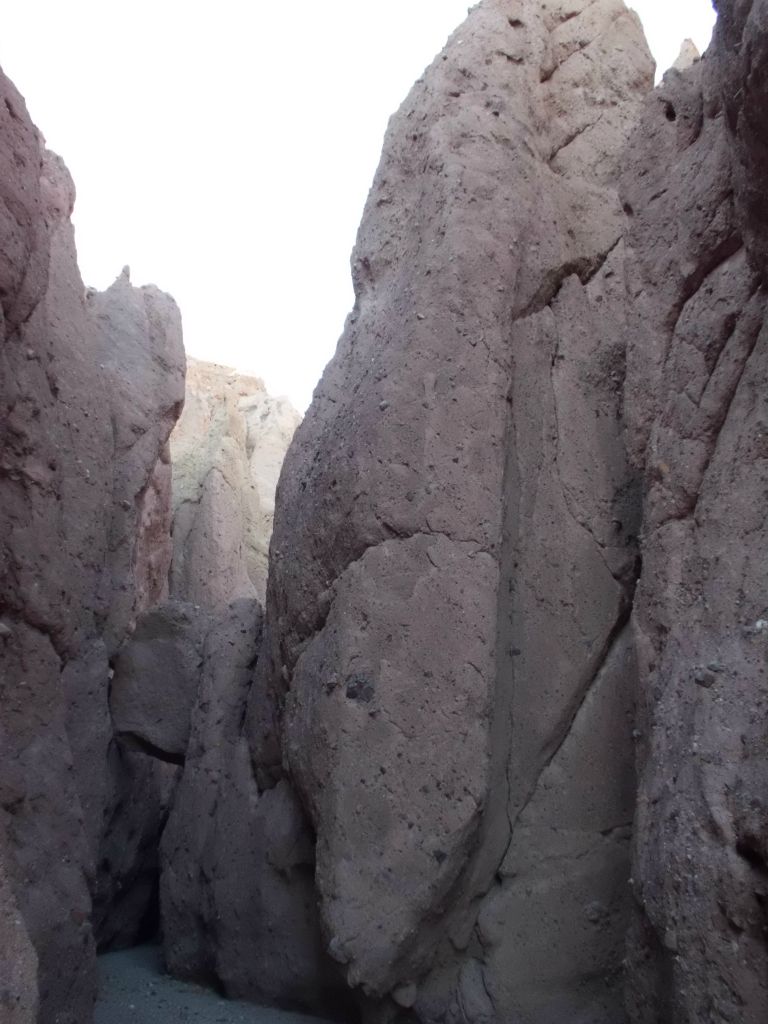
[235,0,768,1021]
[245,1,653,1021]
[0,68,184,1023]
[170,358,300,607]
[95,362,300,958]
[621,4,768,1021]
[3,1,768,1023]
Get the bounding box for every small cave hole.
[664,102,677,122]
[736,837,768,877]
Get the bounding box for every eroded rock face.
[170,358,300,607]
[621,4,768,1020]
[110,602,209,763]
[4,1,768,1022]
[0,66,184,1023]
[160,598,346,1014]
[251,1,653,1019]
[0,841,38,1024]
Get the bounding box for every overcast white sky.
[1,1,716,410]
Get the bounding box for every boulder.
[0,839,38,1024]
[110,601,210,763]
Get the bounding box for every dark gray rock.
[110,602,209,763]
[247,1,653,1020]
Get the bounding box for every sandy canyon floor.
[95,947,335,1024]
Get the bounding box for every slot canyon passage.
[1,0,768,1022]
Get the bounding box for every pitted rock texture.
[0,841,38,1024]
[110,602,209,763]
[621,3,768,1021]
[0,66,184,1024]
[170,358,300,607]
[250,0,653,1018]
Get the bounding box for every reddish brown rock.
[0,66,184,1023]
[110,602,209,763]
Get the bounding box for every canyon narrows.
[1,2,768,1024]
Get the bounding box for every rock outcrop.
[170,358,300,607]
[245,1,653,1021]
[160,599,341,1012]
[0,67,184,1023]
[621,4,768,1021]
[3,1,768,1023]
[110,602,209,763]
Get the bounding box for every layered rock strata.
[0,69,184,1023]
[0,840,37,1024]
[170,358,300,607]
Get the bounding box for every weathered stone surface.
[474,628,636,1023]
[110,601,209,762]
[170,358,300,607]
[0,64,185,1023]
[0,839,38,1023]
[6,1,768,1021]
[161,599,345,1013]
[621,3,768,1020]
[92,745,179,952]
[252,0,653,1017]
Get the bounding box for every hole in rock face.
[623,202,634,217]
[737,836,768,876]
[346,674,375,702]
[664,102,677,122]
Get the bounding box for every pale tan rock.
[672,38,700,72]
[110,602,210,762]
[170,358,300,606]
